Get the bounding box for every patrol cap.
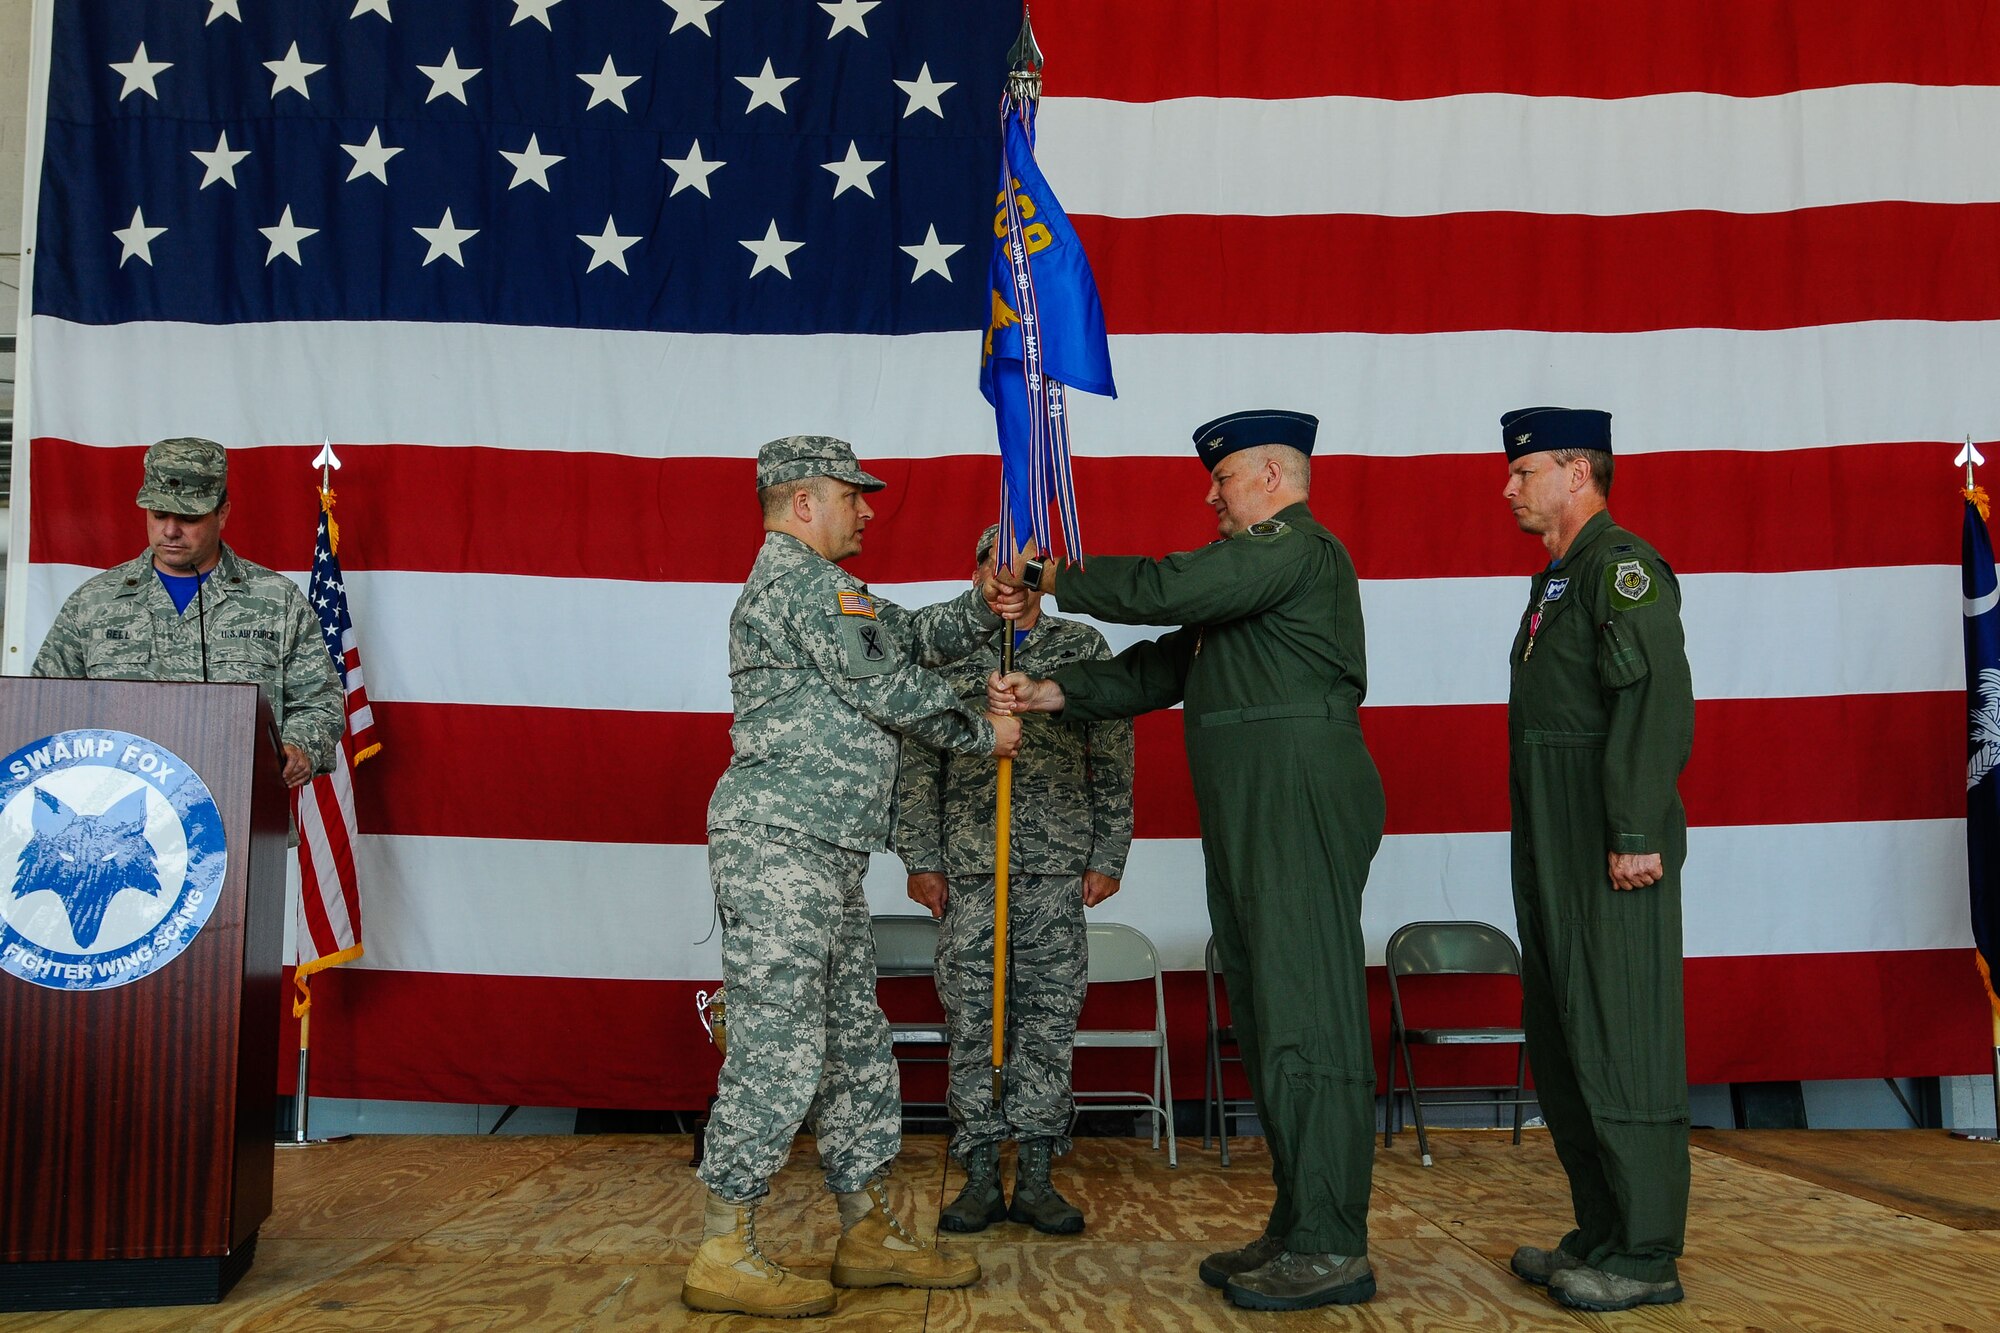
[976,523,1002,565]
[1501,407,1612,462]
[1192,409,1318,470]
[135,436,228,515]
[755,435,886,492]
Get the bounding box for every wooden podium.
[0,679,289,1310]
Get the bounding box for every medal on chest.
[1521,575,1569,663]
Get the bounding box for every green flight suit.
[1508,509,1694,1285]
[1046,501,1385,1257]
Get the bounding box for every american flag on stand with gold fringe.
[290,484,379,1017]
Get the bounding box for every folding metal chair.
[1383,920,1534,1167]
[869,913,950,1121]
[1202,936,1255,1165]
[1072,922,1177,1167]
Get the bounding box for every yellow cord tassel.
[1968,484,1991,522]
[320,485,341,550]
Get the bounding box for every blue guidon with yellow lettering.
[0,728,227,991]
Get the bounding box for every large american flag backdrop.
[9,0,1996,1108]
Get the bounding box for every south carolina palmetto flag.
[290,487,380,1017]
[1963,484,2000,1030]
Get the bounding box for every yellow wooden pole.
[992,755,1013,1102]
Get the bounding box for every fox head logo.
[14,787,162,949]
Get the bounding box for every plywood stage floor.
[6,1129,2000,1332]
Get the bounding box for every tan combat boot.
[680,1188,837,1318]
[830,1178,981,1289]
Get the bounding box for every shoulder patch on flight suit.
[1606,558,1659,611]
[837,612,896,678]
[1245,518,1291,540]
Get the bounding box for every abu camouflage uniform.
[893,615,1133,1159]
[700,529,1002,1204]
[32,543,344,776]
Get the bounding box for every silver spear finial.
[1960,435,1986,491]
[1007,5,1044,104]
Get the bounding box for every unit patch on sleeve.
[1245,518,1291,539]
[1606,558,1658,610]
[836,590,877,618]
[838,614,895,678]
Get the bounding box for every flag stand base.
[274,1046,352,1147]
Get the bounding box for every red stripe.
[316,769,362,951]
[294,783,341,959]
[1042,0,2000,101]
[353,692,1960,845]
[276,949,1995,1108]
[26,439,1964,584]
[1077,206,2000,336]
[298,767,362,959]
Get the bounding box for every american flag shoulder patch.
[837,591,877,619]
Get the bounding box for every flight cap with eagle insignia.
[1501,407,1612,462]
[1193,409,1318,470]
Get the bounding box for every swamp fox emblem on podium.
[0,729,226,991]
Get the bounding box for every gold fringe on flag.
[320,485,341,551]
[1967,484,1990,522]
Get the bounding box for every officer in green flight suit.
[989,409,1385,1312]
[1498,407,1695,1314]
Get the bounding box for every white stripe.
[314,760,360,945]
[294,768,357,961]
[1041,86,2000,218]
[317,759,361,949]
[1968,587,2000,617]
[28,316,2000,460]
[346,820,1971,980]
[20,563,1967,711]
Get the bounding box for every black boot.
[939,1144,1006,1233]
[1008,1138,1084,1235]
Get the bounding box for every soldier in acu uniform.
[683,436,1025,1320]
[32,437,343,792]
[990,410,1386,1312]
[895,524,1134,1237]
[1498,407,1694,1314]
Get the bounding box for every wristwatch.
[1020,556,1047,591]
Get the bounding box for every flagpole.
[989,2,1047,1110]
[280,441,353,1148]
[992,631,1015,1103]
[1953,436,2000,1142]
